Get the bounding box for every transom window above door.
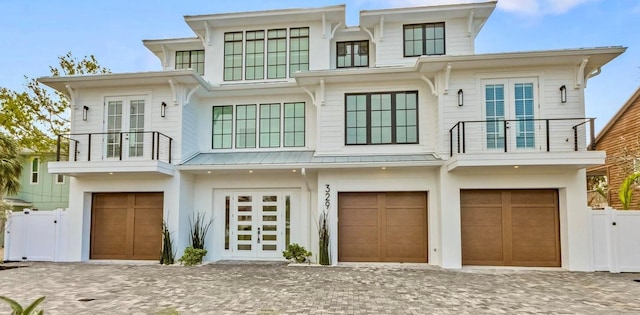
[212,102,305,149]
[345,91,419,145]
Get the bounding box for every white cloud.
[363,0,595,16]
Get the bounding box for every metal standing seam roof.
[180,151,441,167]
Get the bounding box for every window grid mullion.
[391,94,397,144]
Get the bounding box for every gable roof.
[593,87,640,145]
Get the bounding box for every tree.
[0,132,22,197]
[0,52,110,153]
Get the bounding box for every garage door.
[338,192,428,263]
[91,192,163,260]
[461,189,560,267]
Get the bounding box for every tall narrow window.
[337,41,369,68]
[224,32,243,81]
[403,23,445,57]
[485,84,505,149]
[106,100,123,158]
[283,102,305,147]
[128,100,145,157]
[56,174,65,184]
[212,106,233,149]
[345,91,419,145]
[236,105,257,148]
[285,195,291,247]
[260,103,281,148]
[289,27,309,76]
[30,158,39,184]
[267,29,287,79]
[224,196,230,250]
[175,50,205,75]
[514,83,535,149]
[245,31,265,80]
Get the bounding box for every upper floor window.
[224,32,243,81]
[337,41,369,68]
[224,28,309,81]
[345,91,418,145]
[212,102,306,149]
[289,28,309,76]
[403,23,445,57]
[30,158,39,184]
[56,174,65,184]
[176,50,205,75]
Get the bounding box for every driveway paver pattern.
[1,262,639,314]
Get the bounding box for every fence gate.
[3,209,67,262]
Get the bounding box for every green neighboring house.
[4,150,69,211]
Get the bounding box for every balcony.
[446,118,605,171]
[49,131,175,176]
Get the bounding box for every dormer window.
[176,50,205,75]
[337,41,369,68]
[403,23,445,57]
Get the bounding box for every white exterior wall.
[316,80,437,155]
[192,171,315,262]
[317,167,440,265]
[204,21,326,85]
[63,174,186,261]
[375,18,473,67]
[438,167,591,271]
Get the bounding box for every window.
[31,158,39,184]
[337,41,369,68]
[224,32,243,81]
[245,31,265,80]
[236,105,257,148]
[56,174,65,184]
[260,104,281,148]
[403,23,445,57]
[289,27,309,76]
[212,106,233,149]
[175,50,205,75]
[212,103,305,149]
[267,29,287,79]
[345,91,418,145]
[284,102,305,147]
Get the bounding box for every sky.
[1,0,638,133]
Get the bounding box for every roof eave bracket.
[65,85,77,109]
[575,58,589,89]
[443,63,452,95]
[420,76,438,97]
[467,10,475,37]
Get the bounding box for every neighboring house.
[4,150,69,211]
[39,1,624,271]
[588,87,640,209]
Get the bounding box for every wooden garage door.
[461,189,560,267]
[91,192,163,260]
[338,192,428,263]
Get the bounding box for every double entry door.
[225,191,291,259]
[104,96,148,159]
[483,78,539,151]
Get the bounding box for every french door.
[104,96,147,159]
[227,192,290,259]
[483,78,539,151]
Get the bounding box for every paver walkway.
[1,262,639,314]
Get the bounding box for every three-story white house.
[41,1,624,270]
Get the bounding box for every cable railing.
[449,118,595,156]
[56,131,173,163]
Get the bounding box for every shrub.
[318,211,330,265]
[283,243,311,263]
[179,247,207,266]
[160,222,176,265]
[189,212,213,250]
[619,173,640,210]
[0,296,45,315]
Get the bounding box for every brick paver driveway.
[1,262,639,314]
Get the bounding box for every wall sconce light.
[161,102,167,118]
[82,106,89,121]
[559,85,567,103]
[457,89,464,106]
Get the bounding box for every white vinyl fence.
[592,207,640,273]
[3,208,68,262]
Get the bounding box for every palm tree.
[0,132,22,198]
